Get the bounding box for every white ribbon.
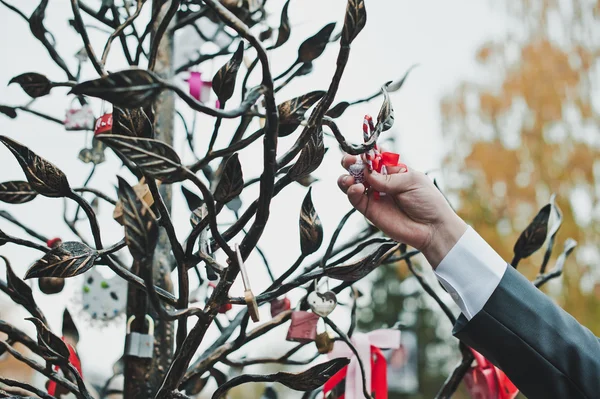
[327,329,401,399]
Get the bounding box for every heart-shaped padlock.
[307,290,337,317]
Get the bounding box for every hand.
[338,155,467,268]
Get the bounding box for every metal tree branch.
[70,0,107,77]
[0,342,84,399]
[0,377,56,399]
[0,2,568,399]
[101,0,146,65]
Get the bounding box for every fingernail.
[342,176,351,185]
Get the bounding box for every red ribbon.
[372,152,400,173]
[361,114,406,199]
[47,338,83,396]
[367,151,402,199]
[464,348,518,399]
[323,346,388,399]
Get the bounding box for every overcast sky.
[0,0,504,392]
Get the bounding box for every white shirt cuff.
[434,226,507,320]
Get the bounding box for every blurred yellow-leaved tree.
[441,0,600,333]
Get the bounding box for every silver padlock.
[124,314,155,359]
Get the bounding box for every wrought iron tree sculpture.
[0,1,577,399]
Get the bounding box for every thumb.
[346,183,369,214]
[365,169,415,195]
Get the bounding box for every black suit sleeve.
[453,265,600,399]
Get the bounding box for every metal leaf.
[533,238,577,287]
[182,186,203,212]
[3,255,35,310]
[0,105,18,119]
[326,101,350,119]
[28,0,70,77]
[113,106,154,138]
[259,27,273,42]
[341,0,366,45]
[287,131,325,181]
[376,82,394,132]
[212,42,244,103]
[29,0,48,41]
[513,203,551,263]
[26,317,70,360]
[298,23,336,63]
[70,68,166,108]
[0,229,7,247]
[62,309,79,346]
[98,135,186,183]
[278,91,325,137]
[0,136,71,197]
[0,181,38,204]
[118,177,158,261]
[190,206,206,228]
[549,238,577,274]
[296,174,319,187]
[278,358,349,390]
[324,242,398,281]
[296,62,314,77]
[9,72,52,98]
[387,65,417,93]
[540,194,563,273]
[213,153,244,204]
[212,358,349,398]
[299,188,323,256]
[181,373,209,396]
[25,241,98,279]
[269,0,291,49]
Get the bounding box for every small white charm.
[307,290,337,317]
[64,102,95,131]
[82,268,127,321]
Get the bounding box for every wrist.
[422,214,467,269]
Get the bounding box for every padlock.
[315,331,334,354]
[235,243,260,322]
[124,315,155,359]
[113,178,155,225]
[270,297,291,318]
[78,148,93,164]
[90,137,106,165]
[94,113,113,135]
[286,311,319,343]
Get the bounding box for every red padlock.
[94,113,113,135]
[464,348,519,399]
[270,297,291,318]
[218,303,232,313]
[285,311,319,343]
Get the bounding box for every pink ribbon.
[328,329,401,399]
[188,71,203,101]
